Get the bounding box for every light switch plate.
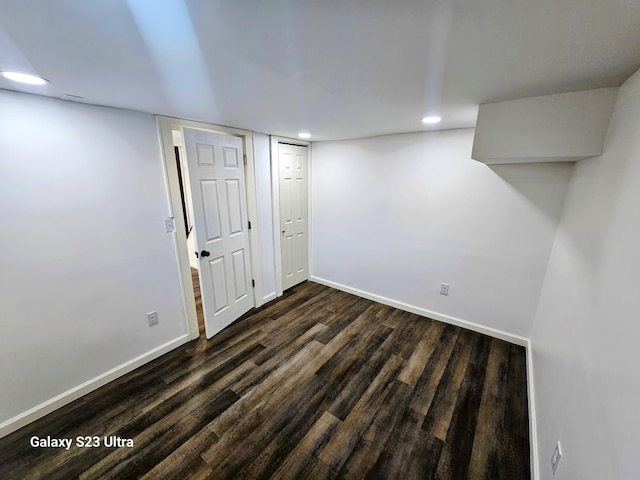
[164,217,176,233]
[147,311,159,326]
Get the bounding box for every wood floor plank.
[504,343,531,478]
[79,389,239,480]
[337,379,412,479]
[231,376,332,480]
[422,330,475,442]
[203,341,329,461]
[138,427,218,480]
[227,322,327,396]
[271,411,341,480]
[160,331,266,394]
[317,354,405,473]
[0,280,530,480]
[202,375,328,479]
[366,398,429,480]
[314,297,377,344]
[324,322,395,421]
[434,332,492,479]
[398,320,445,387]
[388,312,433,360]
[409,325,460,416]
[301,457,337,480]
[467,338,510,479]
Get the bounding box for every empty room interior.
[1,1,639,479]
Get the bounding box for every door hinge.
[248,220,252,230]
[251,279,255,288]
[243,154,247,165]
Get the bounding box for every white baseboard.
[310,276,529,346]
[262,292,277,304]
[526,339,540,480]
[0,334,190,439]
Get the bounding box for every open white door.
[183,128,253,338]
[279,143,309,290]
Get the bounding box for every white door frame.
[157,116,264,341]
[270,136,312,297]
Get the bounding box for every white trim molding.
[0,335,189,439]
[526,339,540,480]
[310,276,529,346]
[262,292,277,304]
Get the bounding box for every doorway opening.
[270,138,311,296]
[157,117,263,341]
[171,128,205,337]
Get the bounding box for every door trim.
[157,116,262,340]
[270,136,311,297]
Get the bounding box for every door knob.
[200,250,211,257]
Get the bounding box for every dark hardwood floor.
[0,280,530,479]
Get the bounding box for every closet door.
[279,143,309,290]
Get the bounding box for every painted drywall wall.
[311,129,573,338]
[530,69,640,478]
[0,90,187,427]
[472,88,619,164]
[254,133,277,302]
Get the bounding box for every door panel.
[208,256,228,314]
[226,179,243,234]
[283,233,294,278]
[231,249,248,300]
[183,128,253,338]
[196,143,215,166]
[279,143,309,290]
[201,180,222,241]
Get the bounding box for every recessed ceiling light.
[421,116,442,124]
[1,71,49,85]
[298,132,311,139]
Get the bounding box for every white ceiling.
[1,0,639,141]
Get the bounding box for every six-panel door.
[183,128,253,338]
[279,143,309,291]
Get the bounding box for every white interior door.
[183,128,253,338]
[279,143,309,290]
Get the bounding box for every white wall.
[531,69,640,478]
[0,90,187,430]
[254,133,277,302]
[311,129,572,338]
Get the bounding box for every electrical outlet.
[551,441,562,475]
[440,283,450,295]
[147,311,159,326]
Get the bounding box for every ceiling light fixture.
[298,132,311,139]
[1,71,49,85]
[421,116,442,124]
